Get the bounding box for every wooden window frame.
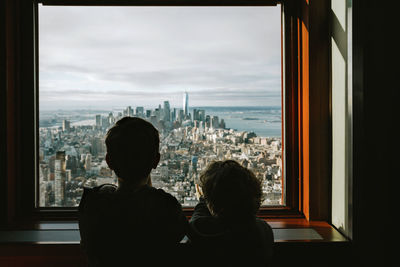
[2,0,331,225]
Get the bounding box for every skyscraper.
[199,110,205,121]
[178,110,184,123]
[155,107,161,121]
[183,91,189,116]
[39,182,47,207]
[205,115,211,127]
[193,109,198,120]
[171,108,177,122]
[108,112,114,125]
[54,151,66,206]
[84,154,92,171]
[95,115,101,127]
[163,101,171,122]
[211,116,219,128]
[62,120,70,132]
[125,106,134,117]
[220,119,226,129]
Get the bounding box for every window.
[6,0,331,222]
[38,5,283,208]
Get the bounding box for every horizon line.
[39,105,282,112]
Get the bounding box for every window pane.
[38,5,282,207]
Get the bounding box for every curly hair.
[200,160,262,220]
[105,117,159,181]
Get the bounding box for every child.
[188,160,274,267]
[79,117,188,266]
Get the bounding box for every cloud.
[39,5,282,109]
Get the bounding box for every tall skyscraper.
[171,108,177,122]
[65,155,78,175]
[39,164,49,182]
[54,151,66,206]
[163,101,171,122]
[199,110,205,121]
[84,154,92,171]
[193,109,198,120]
[220,119,226,129]
[211,116,219,128]
[62,120,70,132]
[108,112,114,125]
[205,115,211,127]
[39,182,47,207]
[178,110,184,123]
[125,106,134,117]
[95,115,101,127]
[183,91,189,116]
[155,107,161,121]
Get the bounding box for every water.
[193,106,281,137]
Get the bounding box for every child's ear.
[153,152,160,169]
[105,153,114,170]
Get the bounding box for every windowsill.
[0,219,350,267]
[0,219,348,244]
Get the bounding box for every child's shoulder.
[82,183,117,193]
[144,186,182,207]
[79,184,118,206]
[95,183,118,193]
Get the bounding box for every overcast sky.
[39,5,281,110]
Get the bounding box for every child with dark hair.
[78,117,188,267]
[188,160,274,267]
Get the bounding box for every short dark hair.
[105,117,159,181]
[200,160,262,220]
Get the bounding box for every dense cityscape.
[39,92,283,207]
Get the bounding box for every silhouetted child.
[79,117,188,267]
[188,160,274,267]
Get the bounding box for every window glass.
[38,5,282,207]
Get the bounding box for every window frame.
[4,0,331,224]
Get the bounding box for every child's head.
[200,160,262,220]
[105,117,160,183]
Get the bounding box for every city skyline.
[39,100,283,207]
[39,92,282,207]
[39,5,281,110]
[40,92,282,138]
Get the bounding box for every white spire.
[183,91,189,116]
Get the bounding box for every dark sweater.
[78,183,188,267]
[187,197,274,267]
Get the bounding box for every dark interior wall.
[352,0,397,266]
[0,0,7,227]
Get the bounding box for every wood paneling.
[297,0,331,221]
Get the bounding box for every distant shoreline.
[39,106,282,138]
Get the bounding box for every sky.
[39,5,281,110]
